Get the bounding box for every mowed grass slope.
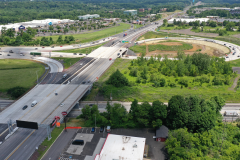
[0,59,45,91]
[37,23,130,43]
[86,59,240,102]
[51,57,84,69]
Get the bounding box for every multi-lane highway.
[0,2,237,159]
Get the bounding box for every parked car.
[91,127,95,132]
[100,126,104,132]
[22,105,28,110]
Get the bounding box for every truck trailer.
[224,111,239,116]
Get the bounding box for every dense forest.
[0,1,187,24]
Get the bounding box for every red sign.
[62,111,67,116]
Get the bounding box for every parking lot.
[58,127,167,160]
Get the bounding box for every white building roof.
[168,18,210,23]
[125,10,137,12]
[95,134,146,160]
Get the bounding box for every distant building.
[156,125,169,142]
[139,8,145,12]
[145,8,152,11]
[109,11,114,14]
[161,8,167,11]
[124,10,137,16]
[230,9,240,15]
[168,18,210,24]
[95,134,146,160]
[78,14,100,20]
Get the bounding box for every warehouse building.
[78,14,100,20]
[168,18,210,23]
[95,134,146,160]
[124,10,137,16]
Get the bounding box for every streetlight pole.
[95,114,96,128]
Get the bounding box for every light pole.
[36,70,39,84]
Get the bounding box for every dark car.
[51,46,54,48]
[7,54,10,56]
[72,140,84,145]
[89,104,94,106]
[100,126,104,132]
[73,53,77,55]
[88,80,91,83]
[9,50,14,53]
[82,81,86,84]
[35,48,38,50]
[22,105,28,110]
[238,55,240,57]
[91,127,95,132]
[226,56,229,58]
[0,54,2,55]
[79,53,83,55]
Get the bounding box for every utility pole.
[95,114,96,128]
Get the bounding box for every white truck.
[224,111,239,117]
[31,100,38,107]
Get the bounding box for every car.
[42,47,45,48]
[229,46,231,48]
[72,140,84,145]
[35,48,38,50]
[79,53,82,55]
[73,53,77,55]
[109,58,112,61]
[50,116,60,127]
[238,55,240,57]
[100,126,104,132]
[7,54,10,56]
[226,56,229,58]
[82,81,86,84]
[80,63,83,65]
[88,80,91,83]
[51,46,55,48]
[91,127,95,132]
[120,50,122,52]
[60,46,62,47]
[60,103,64,107]
[89,104,94,106]
[0,54,2,55]
[224,44,226,46]
[9,50,13,53]
[22,105,28,110]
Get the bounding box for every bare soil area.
[138,40,228,58]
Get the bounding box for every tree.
[225,22,235,31]
[163,19,168,26]
[57,35,63,43]
[152,100,167,128]
[106,69,129,87]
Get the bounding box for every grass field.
[148,42,192,52]
[51,57,84,69]
[229,58,240,67]
[137,31,184,41]
[55,43,105,54]
[159,25,191,30]
[0,59,45,92]
[86,59,240,102]
[37,23,130,44]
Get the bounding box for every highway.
[0,2,234,159]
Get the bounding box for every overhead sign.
[122,41,129,43]
[16,120,38,130]
[62,111,67,116]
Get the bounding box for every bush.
[106,69,129,87]
[178,78,188,87]
[159,78,166,87]
[7,86,28,99]
[169,82,176,87]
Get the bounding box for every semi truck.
[123,33,127,37]
[224,111,239,116]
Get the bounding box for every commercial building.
[95,134,146,160]
[124,10,137,16]
[139,8,145,12]
[78,14,100,20]
[168,18,210,24]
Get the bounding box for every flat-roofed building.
[95,134,146,160]
[124,10,137,16]
[139,8,145,12]
[78,14,100,20]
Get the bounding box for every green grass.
[129,45,146,55]
[0,59,45,92]
[51,57,84,69]
[148,42,192,52]
[86,59,240,103]
[159,25,191,30]
[137,31,184,41]
[37,23,131,43]
[133,24,143,29]
[37,125,64,160]
[229,58,240,67]
[55,43,105,54]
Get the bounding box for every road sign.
[17,120,38,130]
[122,41,129,43]
[62,111,67,116]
